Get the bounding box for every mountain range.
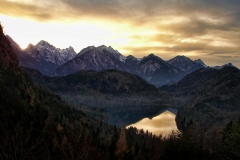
[7,36,217,86]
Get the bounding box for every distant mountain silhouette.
[8,35,237,88]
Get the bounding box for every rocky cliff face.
[168,55,205,74]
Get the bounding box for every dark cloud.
[2,0,240,26]
[209,51,235,55]
[0,1,54,21]
[121,34,240,59]
[216,55,237,59]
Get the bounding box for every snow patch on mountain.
[97,45,126,62]
[140,61,161,74]
[76,45,126,63]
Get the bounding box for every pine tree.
[115,129,128,159]
[222,120,240,159]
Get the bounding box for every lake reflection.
[126,110,178,137]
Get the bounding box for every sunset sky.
[0,0,240,67]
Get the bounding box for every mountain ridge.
[8,37,237,86]
[168,55,205,74]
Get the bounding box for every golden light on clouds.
[0,14,131,52]
[0,0,240,67]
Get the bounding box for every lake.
[126,110,179,137]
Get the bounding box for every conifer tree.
[115,129,128,159]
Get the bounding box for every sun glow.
[6,0,54,7]
[6,0,33,2]
[0,14,131,52]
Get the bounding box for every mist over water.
[126,110,178,137]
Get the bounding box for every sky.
[0,0,240,67]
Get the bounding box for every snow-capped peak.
[25,40,77,65]
[97,45,126,62]
[35,40,57,52]
[76,45,126,62]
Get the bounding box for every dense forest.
[1,23,240,159]
[20,66,159,108]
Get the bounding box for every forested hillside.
[160,67,240,130]
[21,66,161,124]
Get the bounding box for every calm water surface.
[126,110,178,137]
